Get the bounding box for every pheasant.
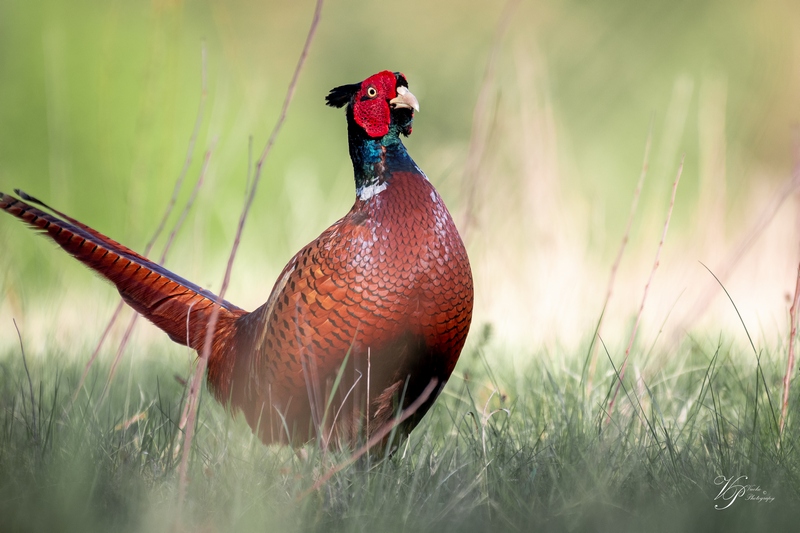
[0,71,474,448]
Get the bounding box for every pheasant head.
[325,71,421,199]
[326,70,419,137]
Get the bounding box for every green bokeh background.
[1,0,798,335]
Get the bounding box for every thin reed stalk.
[780,261,800,437]
[586,126,652,394]
[175,0,325,510]
[72,45,209,403]
[606,158,683,425]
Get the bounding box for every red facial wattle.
[352,70,399,138]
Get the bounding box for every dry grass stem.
[676,161,800,336]
[158,140,217,259]
[71,302,126,404]
[460,0,519,240]
[780,261,800,437]
[297,378,438,500]
[13,319,37,442]
[586,126,652,394]
[98,142,217,405]
[144,44,209,255]
[72,45,209,403]
[175,0,325,510]
[606,158,683,425]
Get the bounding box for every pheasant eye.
[366,86,377,98]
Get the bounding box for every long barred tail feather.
[1,190,246,351]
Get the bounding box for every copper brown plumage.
[1,70,474,449]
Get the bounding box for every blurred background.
[1,0,800,363]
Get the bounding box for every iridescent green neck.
[346,109,418,200]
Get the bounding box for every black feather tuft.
[394,72,408,88]
[16,189,40,204]
[325,82,361,109]
[15,189,56,212]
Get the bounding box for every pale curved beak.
[390,86,420,112]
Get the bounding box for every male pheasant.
[0,71,473,448]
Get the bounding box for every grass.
[1,320,799,532]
